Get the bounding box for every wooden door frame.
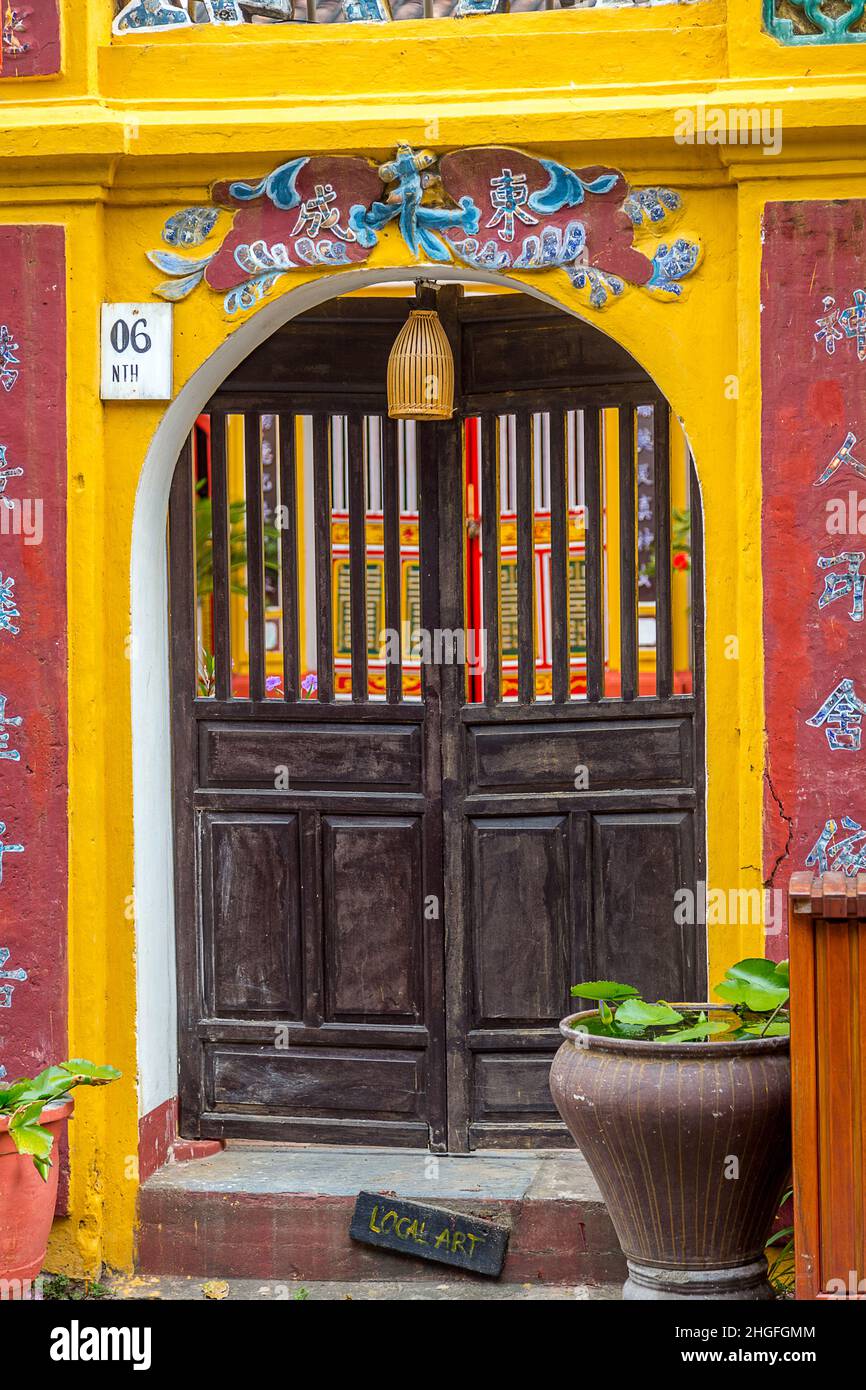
[166,289,707,1149]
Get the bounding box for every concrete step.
[137,1145,626,1287]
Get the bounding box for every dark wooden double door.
[170,293,705,1151]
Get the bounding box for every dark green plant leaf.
[659,1020,732,1043]
[715,958,790,1012]
[33,1156,52,1183]
[738,1019,790,1038]
[60,1061,122,1086]
[615,999,684,1028]
[9,1105,55,1165]
[569,980,640,1002]
[570,1017,616,1038]
[765,1226,795,1246]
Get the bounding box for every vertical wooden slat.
[818,912,857,1287]
[277,413,300,702]
[549,409,569,705]
[168,434,205,1134]
[439,415,471,1151]
[415,366,449,1154]
[653,400,673,699]
[618,405,638,701]
[583,407,603,703]
[480,414,500,707]
[300,810,323,1027]
[789,878,821,1301]
[169,436,197,705]
[243,411,265,703]
[208,412,232,701]
[690,455,704,706]
[516,412,535,704]
[382,417,402,704]
[312,414,333,704]
[347,414,368,703]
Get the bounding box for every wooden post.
[789,871,866,1299]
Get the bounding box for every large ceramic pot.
[0,1100,72,1290]
[550,1007,791,1300]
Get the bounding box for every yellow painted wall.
[1,0,860,1273]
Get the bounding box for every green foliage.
[43,1274,112,1301]
[569,957,791,1044]
[569,981,640,1003]
[0,1060,121,1181]
[614,999,683,1028]
[663,1016,732,1043]
[195,485,280,599]
[715,958,790,1012]
[766,1189,795,1298]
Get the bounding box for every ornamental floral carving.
[148,143,700,316]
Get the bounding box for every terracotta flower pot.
[0,1100,72,1290]
[550,1007,791,1300]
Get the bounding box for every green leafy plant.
[766,1187,795,1298]
[195,484,280,599]
[1,1060,120,1181]
[569,957,790,1043]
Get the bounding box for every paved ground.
[107,1274,622,1301]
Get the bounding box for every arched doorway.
[166,284,705,1153]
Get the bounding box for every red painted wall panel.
[0,226,67,1082]
[1,3,61,80]
[762,202,866,955]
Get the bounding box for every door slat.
[481,414,500,707]
[618,405,638,702]
[243,412,266,703]
[347,414,368,703]
[312,414,333,704]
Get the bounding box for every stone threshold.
[137,1144,625,1286]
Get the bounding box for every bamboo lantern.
[387,308,455,420]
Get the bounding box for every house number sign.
[100,302,173,401]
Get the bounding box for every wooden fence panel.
[790,871,866,1300]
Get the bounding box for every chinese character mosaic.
[112,0,683,31]
[1,0,60,77]
[0,226,68,1077]
[148,143,700,316]
[761,201,866,952]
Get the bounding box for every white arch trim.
[131,262,704,1122]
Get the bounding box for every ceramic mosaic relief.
[761,202,866,954]
[764,0,866,44]
[0,227,68,1082]
[0,1,61,78]
[112,0,672,31]
[148,144,700,315]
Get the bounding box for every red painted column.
[0,226,67,1081]
[1,2,61,79]
[761,202,866,955]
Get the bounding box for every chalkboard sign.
[350,1191,509,1276]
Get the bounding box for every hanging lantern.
[387,307,455,421]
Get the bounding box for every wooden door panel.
[590,811,699,1002]
[208,1046,426,1120]
[467,718,692,793]
[473,1054,562,1123]
[199,719,423,791]
[322,815,424,1024]
[202,812,302,1019]
[469,815,571,1025]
